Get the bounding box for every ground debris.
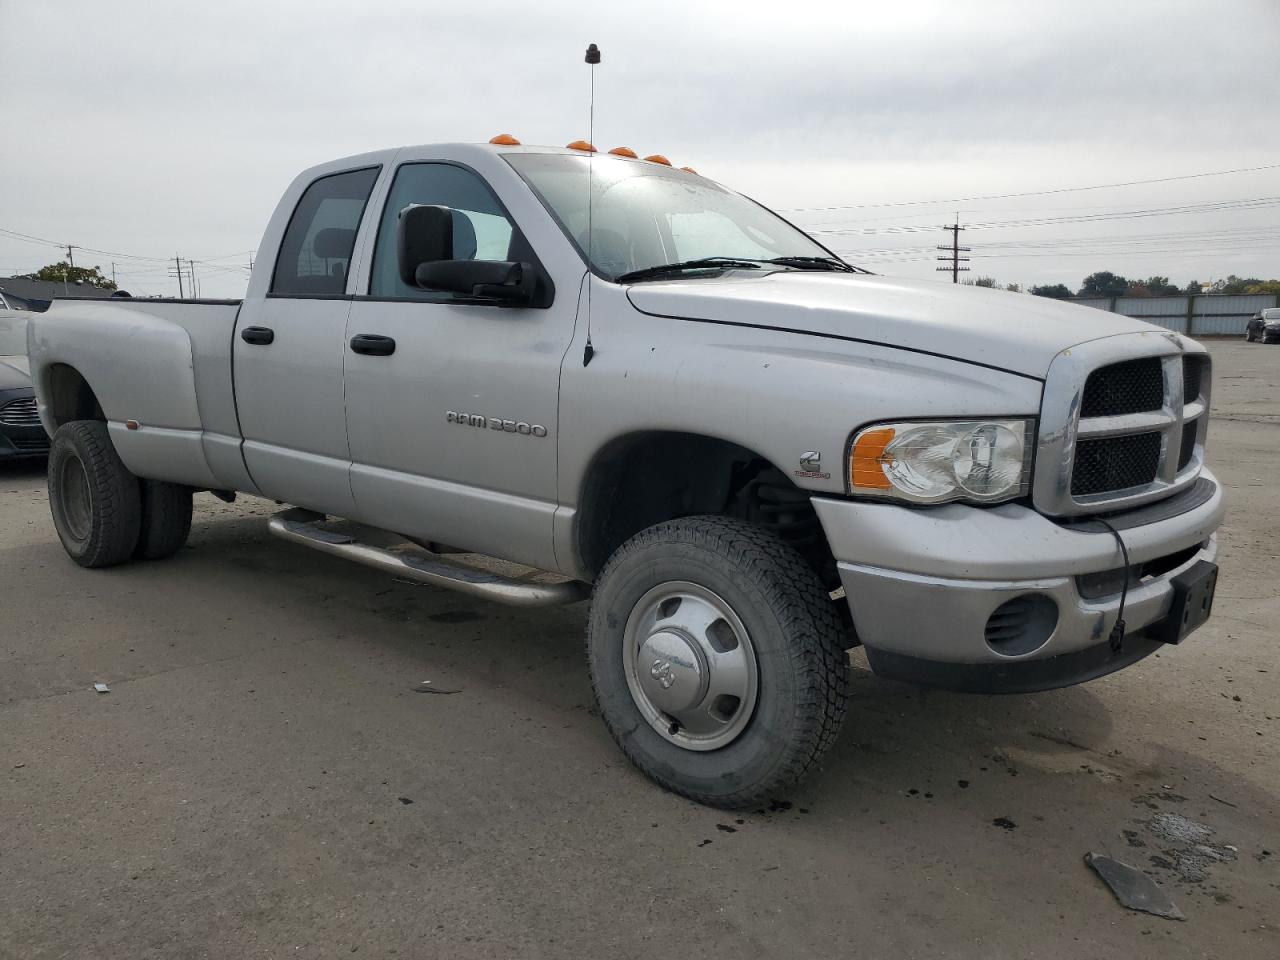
[93,682,110,694]
[1142,813,1238,883]
[1149,812,1212,845]
[1085,853,1184,920]
[411,680,463,695]
[992,817,1017,830]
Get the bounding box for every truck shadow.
[0,458,46,480]
[180,503,1131,800]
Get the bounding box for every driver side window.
[369,163,516,300]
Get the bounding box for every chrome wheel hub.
[622,581,758,752]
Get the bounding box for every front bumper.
[812,469,1225,693]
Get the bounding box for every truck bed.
[29,296,248,491]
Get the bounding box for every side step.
[267,508,589,608]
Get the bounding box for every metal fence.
[1069,293,1278,336]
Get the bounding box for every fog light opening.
[984,594,1058,657]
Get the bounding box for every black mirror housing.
[397,204,454,286]
[414,260,535,304]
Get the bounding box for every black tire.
[1246,329,1257,342]
[587,516,850,808]
[47,420,141,568]
[134,479,193,560]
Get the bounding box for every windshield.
[506,153,838,281]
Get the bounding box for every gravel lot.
[1,339,1276,959]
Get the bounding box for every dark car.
[1246,308,1280,343]
[0,307,50,461]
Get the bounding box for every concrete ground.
[1,340,1276,959]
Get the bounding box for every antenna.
[582,42,600,367]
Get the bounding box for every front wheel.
[586,516,850,808]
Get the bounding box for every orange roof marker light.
[608,146,638,158]
[489,133,521,145]
[679,166,698,174]
[566,140,597,152]
[643,154,672,166]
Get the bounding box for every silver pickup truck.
[28,140,1225,807]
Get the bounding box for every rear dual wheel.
[587,516,850,809]
[48,420,192,568]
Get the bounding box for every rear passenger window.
[271,167,379,296]
[369,163,517,300]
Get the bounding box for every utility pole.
[111,262,117,286]
[172,256,185,298]
[936,217,970,283]
[188,259,197,299]
[65,244,76,268]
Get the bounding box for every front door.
[233,165,380,515]
[342,161,578,571]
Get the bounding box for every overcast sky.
[3,0,1278,298]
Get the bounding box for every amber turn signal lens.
[566,140,597,152]
[643,154,672,166]
[679,166,698,174]
[850,427,896,490]
[489,133,521,145]
[608,146,638,158]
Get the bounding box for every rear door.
[233,165,380,514]
[341,160,578,570]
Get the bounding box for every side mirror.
[414,259,535,304]
[397,204,454,285]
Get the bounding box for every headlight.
[849,419,1034,505]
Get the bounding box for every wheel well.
[45,364,105,427]
[575,431,838,589]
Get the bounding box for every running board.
[267,508,589,608]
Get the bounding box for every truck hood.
[626,272,1161,379]
[0,356,31,390]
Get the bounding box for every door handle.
[350,334,396,356]
[241,326,275,345]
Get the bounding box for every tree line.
[13,261,118,290]
[964,273,1280,299]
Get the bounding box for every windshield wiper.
[614,257,764,284]
[763,255,858,273]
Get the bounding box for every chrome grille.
[0,396,40,427]
[1080,357,1163,418]
[1177,418,1199,471]
[1033,337,1210,516]
[1071,433,1162,496]
[1183,355,1204,403]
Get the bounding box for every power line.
[843,224,1280,260]
[809,196,1280,238]
[0,226,255,268]
[777,161,1280,214]
[841,239,1280,264]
